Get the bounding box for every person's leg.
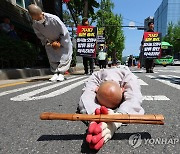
[104,60,107,68]
[83,57,88,74]
[145,59,150,73]
[99,60,102,69]
[89,58,94,74]
[55,58,72,81]
[49,62,59,81]
[102,60,106,68]
[149,59,154,73]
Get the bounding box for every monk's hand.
[86,106,122,150]
[51,41,61,50]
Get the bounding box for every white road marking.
[146,74,180,90]
[0,76,75,97]
[155,70,180,73]
[11,76,87,101]
[138,79,148,85]
[0,82,50,97]
[167,75,180,79]
[145,75,155,78]
[143,95,170,100]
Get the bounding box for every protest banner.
[143,32,162,59]
[76,26,97,58]
[97,27,105,45]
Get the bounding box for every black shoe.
[150,70,154,73]
[90,71,93,75]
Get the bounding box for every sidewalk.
[0,63,85,86]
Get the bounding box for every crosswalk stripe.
[11,76,87,101]
[155,70,180,73]
[138,79,148,85]
[0,76,76,97]
[0,82,50,97]
[143,95,170,100]
[146,74,180,90]
[167,75,180,79]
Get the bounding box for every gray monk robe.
[32,13,72,73]
[78,66,145,115]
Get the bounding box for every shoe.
[49,74,59,82]
[57,74,65,81]
[146,68,151,73]
[90,71,93,75]
[149,70,154,73]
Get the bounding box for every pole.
[83,0,88,18]
[40,112,165,125]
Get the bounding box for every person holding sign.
[141,22,155,73]
[28,4,72,81]
[81,18,94,75]
[77,66,144,150]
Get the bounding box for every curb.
[0,63,84,80]
[0,68,53,80]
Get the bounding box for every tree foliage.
[0,32,40,68]
[96,0,125,60]
[67,0,99,26]
[163,21,180,56]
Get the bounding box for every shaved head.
[28,4,42,16]
[96,81,123,109]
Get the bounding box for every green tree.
[96,0,125,60]
[163,22,180,57]
[66,0,99,26]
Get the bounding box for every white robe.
[32,13,72,73]
[78,66,145,115]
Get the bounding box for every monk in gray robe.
[78,66,144,150]
[28,4,72,81]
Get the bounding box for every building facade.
[154,0,180,36]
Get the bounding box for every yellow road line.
[0,81,29,88]
[0,75,71,88]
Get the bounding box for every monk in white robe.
[28,4,72,81]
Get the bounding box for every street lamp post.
[83,0,88,18]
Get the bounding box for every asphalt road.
[0,66,180,154]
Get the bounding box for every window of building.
[16,0,25,8]
[16,0,32,9]
[25,0,32,9]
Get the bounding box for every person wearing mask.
[28,4,72,81]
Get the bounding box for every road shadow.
[151,76,180,85]
[132,71,145,74]
[81,132,151,153]
[37,134,85,141]
[27,78,50,82]
[37,132,151,153]
[71,73,87,75]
